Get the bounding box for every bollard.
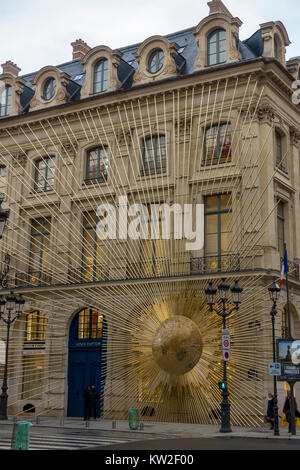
[139,422,144,431]
[112,420,116,429]
[13,421,33,450]
[129,408,139,430]
[60,417,64,427]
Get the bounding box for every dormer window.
[274,37,279,59]
[0,85,12,117]
[147,49,164,74]
[207,29,226,66]
[42,78,56,101]
[93,59,109,93]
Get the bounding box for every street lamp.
[268,282,280,436]
[0,291,25,420]
[205,278,243,433]
[0,199,9,240]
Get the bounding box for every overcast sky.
[0,0,299,76]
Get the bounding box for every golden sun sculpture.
[131,291,224,423]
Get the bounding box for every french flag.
[280,249,289,289]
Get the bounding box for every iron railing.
[280,258,300,281]
[190,253,240,274]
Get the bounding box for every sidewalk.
[0,416,299,441]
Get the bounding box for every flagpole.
[283,241,296,436]
[284,242,292,341]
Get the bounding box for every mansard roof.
[12,21,294,115]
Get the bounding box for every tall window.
[207,29,226,66]
[77,308,103,339]
[204,194,232,270]
[22,355,45,399]
[141,135,166,176]
[82,211,106,281]
[140,204,167,277]
[25,311,47,342]
[0,166,7,191]
[93,59,108,93]
[0,85,12,117]
[275,130,286,172]
[86,147,108,184]
[277,201,285,258]
[203,124,231,166]
[274,37,280,59]
[29,218,51,285]
[34,156,56,192]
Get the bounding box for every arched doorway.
[67,307,106,417]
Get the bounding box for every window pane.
[141,135,166,176]
[205,196,218,212]
[205,234,218,254]
[94,59,109,93]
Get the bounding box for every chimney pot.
[1,60,21,77]
[71,39,91,60]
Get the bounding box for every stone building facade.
[0,0,299,425]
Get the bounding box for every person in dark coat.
[265,393,275,429]
[283,390,300,430]
[83,386,91,421]
[89,385,99,420]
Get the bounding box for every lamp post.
[205,278,243,433]
[268,282,280,436]
[0,292,25,420]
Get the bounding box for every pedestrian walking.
[283,390,300,431]
[265,393,275,429]
[89,385,99,420]
[83,386,91,421]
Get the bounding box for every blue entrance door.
[67,308,106,418]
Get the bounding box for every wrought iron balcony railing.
[190,254,240,274]
[15,272,52,287]
[280,258,300,281]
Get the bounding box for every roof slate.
[17,24,273,114]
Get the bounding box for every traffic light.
[218,381,227,391]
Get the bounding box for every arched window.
[141,135,166,176]
[274,37,279,59]
[25,311,47,342]
[203,123,231,166]
[93,59,109,93]
[77,308,103,340]
[0,85,12,117]
[207,29,226,66]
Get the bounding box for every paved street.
[0,429,136,451]
[1,417,300,451]
[92,436,300,451]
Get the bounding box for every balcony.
[190,254,241,274]
[281,258,300,281]
[68,263,109,284]
[15,272,52,287]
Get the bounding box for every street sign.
[268,362,281,376]
[222,330,231,362]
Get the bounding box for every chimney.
[207,0,232,17]
[71,39,91,60]
[1,60,21,77]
